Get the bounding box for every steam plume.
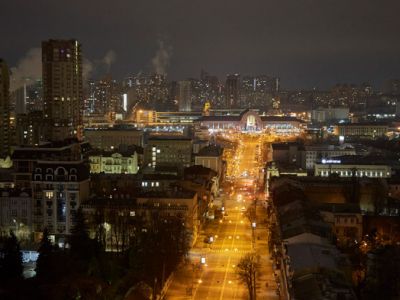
[151,40,172,75]
[10,48,42,91]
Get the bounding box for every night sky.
[1,0,400,89]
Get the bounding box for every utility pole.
[252,265,257,300]
[153,277,158,300]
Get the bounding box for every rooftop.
[197,145,223,157]
[137,189,196,199]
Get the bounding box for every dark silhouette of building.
[42,39,83,141]
[225,74,240,108]
[0,59,10,158]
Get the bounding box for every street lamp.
[252,222,256,250]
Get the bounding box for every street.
[165,133,279,299]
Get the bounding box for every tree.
[361,245,400,299]
[36,228,54,278]
[69,208,100,274]
[0,231,23,282]
[237,253,260,300]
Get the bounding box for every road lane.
[165,133,279,300]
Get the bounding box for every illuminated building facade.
[89,149,138,174]
[311,107,349,123]
[314,156,392,178]
[333,122,388,139]
[302,144,356,170]
[196,109,304,135]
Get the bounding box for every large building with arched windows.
[32,160,90,243]
[195,109,305,135]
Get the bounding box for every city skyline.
[1,0,400,89]
[1,2,400,299]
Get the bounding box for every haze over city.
[2,0,400,89]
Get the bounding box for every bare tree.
[237,253,260,300]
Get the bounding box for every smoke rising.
[151,40,172,75]
[10,48,117,89]
[82,57,94,80]
[101,50,116,72]
[10,48,42,91]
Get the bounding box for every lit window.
[156,182,159,187]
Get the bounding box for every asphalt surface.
[165,134,280,300]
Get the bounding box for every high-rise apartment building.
[0,59,10,158]
[178,80,192,111]
[225,74,240,108]
[241,75,278,109]
[42,39,83,141]
[124,73,169,111]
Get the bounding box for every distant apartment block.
[145,136,192,170]
[333,122,388,139]
[311,107,349,123]
[84,127,144,150]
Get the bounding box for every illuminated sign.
[321,159,341,164]
[123,93,127,112]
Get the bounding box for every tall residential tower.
[42,39,83,141]
[178,80,192,111]
[0,59,10,158]
[225,74,240,108]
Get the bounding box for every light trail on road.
[165,133,280,300]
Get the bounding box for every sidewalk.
[254,202,283,300]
